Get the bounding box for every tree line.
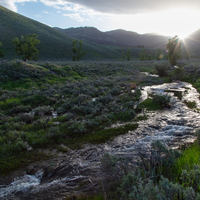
[0,33,182,64]
[0,33,86,61]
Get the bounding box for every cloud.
[63,13,84,21]
[2,0,200,15]
[35,0,200,14]
[0,0,37,12]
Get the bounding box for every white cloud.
[63,13,84,21]
[0,0,37,12]
[1,0,200,14]
[29,0,200,14]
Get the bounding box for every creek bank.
[1,81,200,199]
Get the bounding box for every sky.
[1,0,200,38]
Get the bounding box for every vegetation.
[139,49,146,61]
[12,33,40,61]
[167,35,182,65]
[0,60,166,175]
[99,134,200,200]
[154,62,170,77]
[172,67,185,80]
[0,42,3,58]
[126,49,131,61]
[72,39,87,61]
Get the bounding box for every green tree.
[166,35,182,65]
[72,40,86,61]
[127,49,131,61]
[12,33,40,61]
[0,42,3,58]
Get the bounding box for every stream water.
[1,81,200,199]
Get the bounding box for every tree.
[72,40,86,61]
[0,42,3,58]
[127,49,131,61]
[166,35,182,66]
[12,33,40,61]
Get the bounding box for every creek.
[1,81,200,199]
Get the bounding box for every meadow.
[0,60,167,175]
[1,59,200,200]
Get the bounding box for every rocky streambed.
[1,81,200,199]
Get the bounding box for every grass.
[0,151,52,176]
[173,143,200,180]
[183,100,197,109]
[85,123,138,144]
[138,98,163,110]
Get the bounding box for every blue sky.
[1,0,200,38]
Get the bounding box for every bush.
[33,106,53,116]
[152,94,171,107]
[154,62,170,77]
[172,68,185,80]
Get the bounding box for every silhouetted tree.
[72,40,86,61]
[0,42,3,58]
[167,35,182,65]
[12,33,40,61]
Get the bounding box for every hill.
[187,29,200,42]
[55,27,118,46]
[0,6,121,60]
[56,27,171,48]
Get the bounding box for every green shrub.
[154,62,170,77]
[184,100,196,109]
[172,68,185,80]
[152,94,171,107]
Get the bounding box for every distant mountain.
[0,6,121,60]
[187,29,200,42]
[105,29,171,47]
[56,27,172,48]
[55,27,118,46]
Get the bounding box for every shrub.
[33,106,53,116]
[172,68,185,80]
[184,100,196,109]
[152,94,171,107]
[154,62,170,77]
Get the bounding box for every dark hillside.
[0,6,121,60]
[106,29,171,47]
[55,27,118,46]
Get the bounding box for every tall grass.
[173,143,200,179]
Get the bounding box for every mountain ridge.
[0,6,121,60]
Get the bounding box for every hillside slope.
[106,29,171,47]
[0,6,121,60]
[55,27,118,46]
